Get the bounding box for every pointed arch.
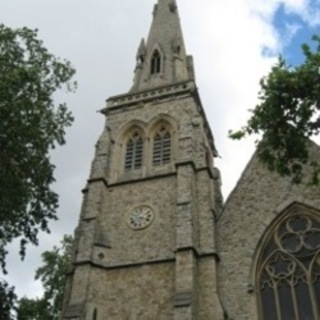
[255,203,320,319]
[119,120,146,139]
[120,124,146,171]
[124,130,144,170]
[150,49,162,74]
[153,126,171,166]
[148,114,177,132]
[149,119,174,166]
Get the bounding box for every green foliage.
[17,235,73,320]
[35,235,73,317]
[0,24,76,273]
[16,297,50,320]
[230,34,320,184]
[0,280,16,320]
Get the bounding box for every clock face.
[127,205,154,230]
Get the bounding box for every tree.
[17,235,73,320]
[0,24,75,319]
[0,280,16,320]
[16,298,50,320]
[0,23,76,274]
[230,34,320,184]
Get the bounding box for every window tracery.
[152,126,171,166]
[257,213,320,320]
[124,130,144,170]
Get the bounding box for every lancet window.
[93,308,97,320]
[257,213,320,320]
[153,126,171,166]
[151,50,161,74]
[124,131,144,170]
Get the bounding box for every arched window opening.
[257,214,320,320]
[93,308,98,320]
[124,131,143,170]
[153,126,171,166]
[151,50,161,74]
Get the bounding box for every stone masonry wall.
[88,262,175,319]
[96,175,177,267]
[217,142,320,320]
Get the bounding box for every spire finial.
[136,39,146,65]
[152,4,158,17]
[168,1,177,13]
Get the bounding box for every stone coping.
[103,80,196,111]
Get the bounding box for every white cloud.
[282,0,320,26]
[181,0,281,196]
[283,22,303,44]
[1,0,317,299]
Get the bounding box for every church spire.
[131,0,194,92]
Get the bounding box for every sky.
[1,0,320,300]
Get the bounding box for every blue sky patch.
[273,3,319,66]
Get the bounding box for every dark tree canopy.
[0,24,75,318]
[0,24,76,273]
[0,280,16,320]
[16,235,73,320]
[16,298,50,320]
[230,34,320,184]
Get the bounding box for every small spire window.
[151,50,161,74]
[153,126,171,166]
[124,131,144,170]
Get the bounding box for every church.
[61,0,320,319]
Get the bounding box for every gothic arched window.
[124,131,144,170]
[153,126,171,166]
[151,50,161,74]
[257,213,320,320]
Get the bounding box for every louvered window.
[124,132,143,170]
[153,127,171,166]
[151,50,161,74]
[257,213,320,320]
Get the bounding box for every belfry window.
[124,131,143,170]
[151,50,161,74]
[257,213,320,320]
[153,126,171,166]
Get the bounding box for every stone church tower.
[62,0,224,319]
[61,0,320,319]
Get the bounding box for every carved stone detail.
[172,38,181,56]
[64,304,83,318]
[136,38,146,66]
[174,291,192,307]
[153,4,158,17]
